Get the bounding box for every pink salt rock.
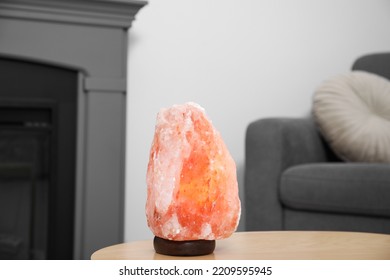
[146,102,241,241]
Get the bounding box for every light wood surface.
[91,231,390,260]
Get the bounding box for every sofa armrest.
[244,117,334,230]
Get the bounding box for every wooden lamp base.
[153,236,215,256]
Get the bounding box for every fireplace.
[0,58,77,259]
[0,0,146,259]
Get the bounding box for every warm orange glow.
[146,103,241,241]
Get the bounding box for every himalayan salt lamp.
[146,102,241,256]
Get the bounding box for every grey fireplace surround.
[0,0,147,259]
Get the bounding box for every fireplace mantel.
[0,0,146,28]
[0,0,147,259]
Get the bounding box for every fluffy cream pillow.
[313,71,390,162]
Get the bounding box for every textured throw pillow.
[313,71,390,163]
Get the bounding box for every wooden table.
[91,231,390,260]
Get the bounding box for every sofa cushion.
[313,71,390,162]
[280,163,390,218]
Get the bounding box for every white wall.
[125,0,390,242]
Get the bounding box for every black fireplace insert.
[0,58,77,259]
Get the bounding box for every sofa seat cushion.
[280,163,390,218]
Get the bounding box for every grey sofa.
[244,53,390,234]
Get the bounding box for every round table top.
[91,231,390,260]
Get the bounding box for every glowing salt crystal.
[146,102,241,241]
